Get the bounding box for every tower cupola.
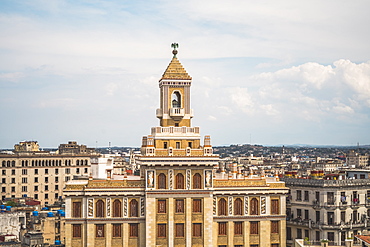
[156,43,193,127]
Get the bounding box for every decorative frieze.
[261,196,266,214]
[106,198,111,217]
[146,170,155,189]
[213,196,217,216]
[169,169,173,190]
[87,198,93,217]
[123,198,128,217]
[205,170,212,188]
[186,169,191,189]
[228,196,233,215]
[244,196,249,215]
[140,197,145,217]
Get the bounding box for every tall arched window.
[96,200,105,218]
[172,91,181,108]
[130,199,138,217]
[250,198,259,215]
[158,173,166,189]
[234,198,243,215]
[193,173,202,189]
[176,173,184,189]
[113,199,122,217]
[218,198,227,216]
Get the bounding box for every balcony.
[339,201,348,210]
[312,200,322,209]
[169,107,185,118]
[351,200,360,209]
[324,202,337,210]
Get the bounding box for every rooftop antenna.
[109,142,111,154]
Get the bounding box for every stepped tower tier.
[156,43,194,128]
[140,44,214,158]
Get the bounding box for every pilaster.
[168,198,174,246]
[186,198,192,247]
[203,196,213,246]
[145,197,156,247]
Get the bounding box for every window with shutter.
[218,198,227,216]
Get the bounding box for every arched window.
[250,198,259,215]
[96,200,105,217]
[193,173,202,189]
[218,198,227,216]
[234,198,243,215]
[76,160,79,166]
[158,173,166,189]
[130,199,138,217]
[113,199,122,217]
[175,173,184,189]
[172,91,181,108]
[2,161,5,167]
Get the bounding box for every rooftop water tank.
[47,212,54,217]
[6,206,11,211]
[0,205,5,209]
[42,207,48,210]
[60,211,65,217]
[55,240,61,245]
[32,211,39,216]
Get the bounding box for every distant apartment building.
[347,150,370,168]
[282,177,370,246]
[0,141,98,206]
[315,157,344,172]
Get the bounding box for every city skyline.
[0,0,369,149]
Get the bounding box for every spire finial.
[171,43,179,57]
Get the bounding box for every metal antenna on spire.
[171,43,179,57]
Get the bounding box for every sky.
[0,0,369,148]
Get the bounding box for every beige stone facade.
[0,141,97,205]
[63,46,288,246]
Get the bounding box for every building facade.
[0,141,97,205]
[282,177,370,246]
[64,45,288,247]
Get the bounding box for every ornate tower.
[156,43,193,128]
[138,44,218,247]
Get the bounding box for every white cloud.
[260,104,279,116]
[0,72,24,82]
[229,87,254,114]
